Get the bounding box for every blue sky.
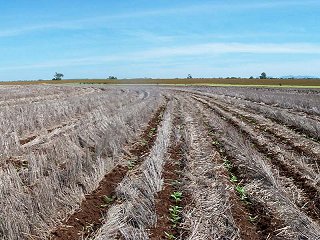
[0,0,320,81]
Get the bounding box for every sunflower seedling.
[235,185,247,201]
[127,160,136,170]
[171,191,182,203]
[164,232,176,240]
[249,215,258,223]
[148,128,156,137]
[223,159,232,171]
[212,140,220,146]
[230,174,238,183]
[169,213,181,228]
[169,205,182,215]
[101,195,116,207]
[140,139,147,146]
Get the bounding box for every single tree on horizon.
[260,72,267,79]
[52,72,64,80]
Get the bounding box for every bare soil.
[51,165,128,239]
[149,143,184,239]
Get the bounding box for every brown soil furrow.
[190,108,276,239]
[197,94,320,175]
[89,98,172,239]
[207,130,287,239]
[149,111,189,240]
[19,135,37,145]
[176,98,260,240]
[190,102,289,239]
[215,92,320,122]
[176,88,320,123]
[196,93,320,159]
[51,166,127,240]
[206,145,272,238]
[51,104,166,240]
[196,97,320,239]
[149,142,185,240]
[178,89,320,142]
[195,97,320,223]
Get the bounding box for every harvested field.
[1,78,320,87]
[0,84,319,240]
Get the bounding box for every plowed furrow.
[149,111,188,240]
[195,97,320,223]
[192,97,320,239]
[181,89,320,141]
[178,88,320,121]
[195,94,320,175]
[91,99,173,240]
[51,104,166,240]
[202,93,320,156]
[216,92,320,122]
[176,97,263,240]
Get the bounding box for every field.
[1,78,320,88]
[0,84,319,240]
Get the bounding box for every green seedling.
[164,231,176,240]
[169,205,182,215]
[101,195,116,207]
[140,138,147,146]
[127,160,136,170]
[219,148,225,154]
[169,214,181,228]
[212,140,220,146]
[208,129,214,136]
[148,128,156,137]
[249,215,258,223]
[171,191,182,203]
[230,174,238,183]
[235,185,247,201]
[223,159,232,171]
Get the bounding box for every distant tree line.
[49,72,316,82]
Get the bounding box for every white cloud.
[1,42,320,71]
[136,43,320,58]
